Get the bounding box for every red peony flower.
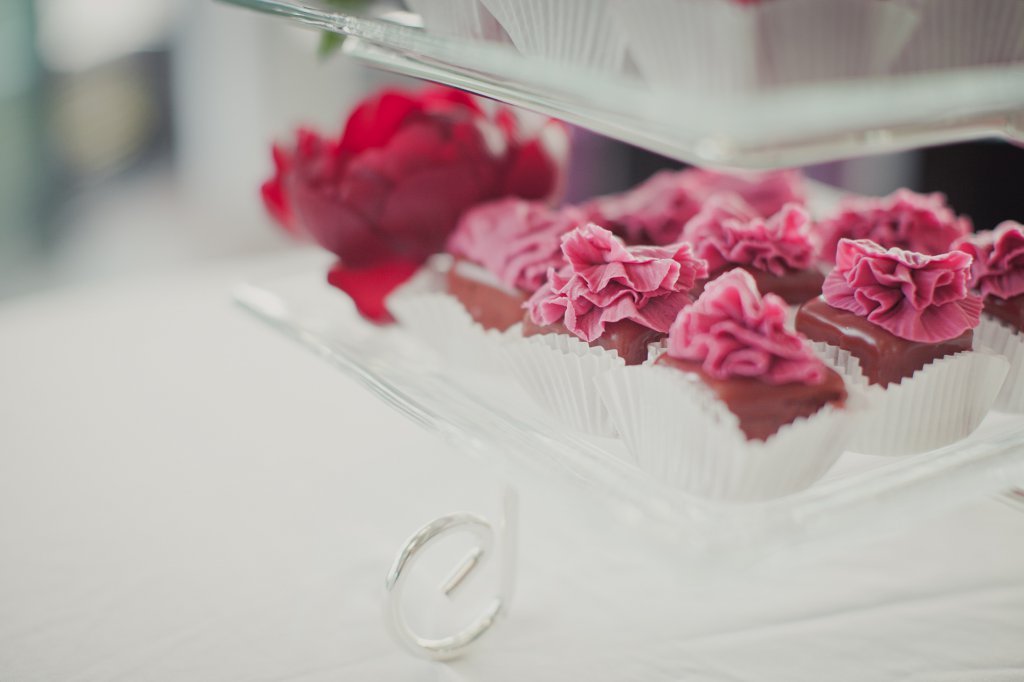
[261,86,568,321]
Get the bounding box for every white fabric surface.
[1,253,1023,681]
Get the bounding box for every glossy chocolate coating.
[747,267,825,305]
[694,266,825,305]
[796,296,973,387]
[522,316,664,366]
[655,355,846,441]
[446,260,528,332]
[984,294,1024,332]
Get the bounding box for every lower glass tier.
[234,260,1024,569]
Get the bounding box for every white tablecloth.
[2,253,1023,681]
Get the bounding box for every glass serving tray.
[235,257,1024,571]
[216,0,1024,170]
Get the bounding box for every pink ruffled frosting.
[446,198,585,292]
[955,220,1024,301]
[581,168,805,246]
[667,269,825,385]
[677,168,806,219]
[526,223,709,342]
[581,170,704,245]
[682,194,816,275]
[818,189,971,264]
[823,239,982,342]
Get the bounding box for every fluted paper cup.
[611,0,758,93]
[892,0,1024,73]
[974,316,1024,414]
[404,0,510,42]
[386,257,512,374]
[501,332,625,437]
[810,342,1009,455]
[480,0,629,73]
[614,0,917,93]
[644,339,669,365]
[595,364,855,501]
[759,0,918,86]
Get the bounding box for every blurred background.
[1,0,1022,301]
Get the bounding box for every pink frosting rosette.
[581,168,806,246]
[581,170,704,245]
[818,189,971,264]
[447,198,586,292]
[667,269,826,385]
[527,223,708,342]
[955,220,1024,301]
[822,239,982,343]
[677,168,806,219]
[682,194,816,276]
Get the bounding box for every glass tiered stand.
[222,0,1024,661]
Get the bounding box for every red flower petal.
[503,137,559,201]
[420,86,484,115]
[290,172,393,267]
[379,161,500,256]
[326,258,422,324]
[339,90,424,156]
[261,143,295,230]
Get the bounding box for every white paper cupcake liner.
[611,0,758,93]
[973,315,1024,414]
[892,0,1024,73]
[404,0,510,42]
[386,258,512,374]
[644,339,668,366]
[758,0,918,87]
[594,364,856,501]
[808,341,869,388]
[613,0,916,93]
[501,332,625,437]
[480,0,629,73]
[810,342,1009,456]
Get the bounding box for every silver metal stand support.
[384,487,518,660]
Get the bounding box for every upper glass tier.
[218,0,1024,170]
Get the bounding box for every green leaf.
[315,0,368,59]
[317,31,345,59]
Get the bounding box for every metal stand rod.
[383,487,518,661]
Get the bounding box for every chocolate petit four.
[956,220,1024,412]
[676,168,806,219]
[582,168,805,246]
[797,298,972,388]
[797,239,982,387]
[524,223,708,365]
[682,194,824,305]
[957,220,1024,332]
[656,269,846,441]
[445,260,531,332]
[521,317,664,368]
[983,294,1024,332]
[580,170,704,246]
[445,198,585,331]
[817,189,971,264]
